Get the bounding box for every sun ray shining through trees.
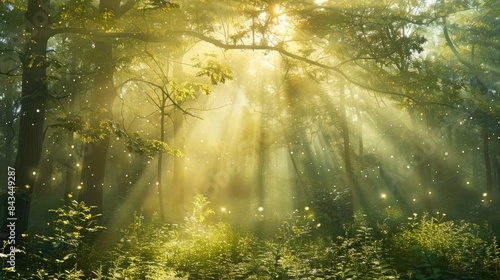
[0,0,499,278]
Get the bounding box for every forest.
[0,0,499,279]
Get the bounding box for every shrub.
[2,199,104,279]
[391,213,500,279]
[167,194,254,279]
[101,213,178,279]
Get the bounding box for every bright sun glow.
[273,4,285,15]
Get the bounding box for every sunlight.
[273,4,285,15]
[271,7,291,38]
[7,0,499,277]
[314,0,327,5]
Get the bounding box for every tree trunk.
[34,155,53,196]
[3,0,51,239]
[171,54,186,217]
[495,140,500,190]
[157,102,167,222]
[1,81,16,188]
[77,38,115,210]
[473,147,480,188]
[78,0,121,210]
[64,131,75,200]
[483,129,493,205]
[339,79,354,221]
[408,107,433,214]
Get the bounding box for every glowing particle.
[381,193,387,199]
[304,206,310,211]
[258,207,264,212]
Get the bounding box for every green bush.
[100,213,178,279]
[166,194,254,279]
[391,213,500,279]
[2,199,104,279]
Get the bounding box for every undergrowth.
[3,196,500,279]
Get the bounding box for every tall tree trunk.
[78,43,114,210]
[408,107,433,214]
[495,140,500,190]
[492,142,499,193]
[171,54,185,217]
[34,155,53,196]
[473,148,479,188]
[0,82,16,187]
[339,79,354,221]
[157,99,167,222]
[4,0,51,239]
[64,131,75,200]
[483,129,493,205]
[78,0,121,211]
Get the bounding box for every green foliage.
[101,213,179,279]
[51,115,181,159]
[4,200,105,279]
[391,214,500,279]
[192,54,234,85]
[9,197,500,279]
[167,195,254,279]
[171,79,212,102]
[111,126,182,159]
[142,0,180,11]
[331,226,396,279]
[407,246,442,280]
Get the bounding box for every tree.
[439,0,500,204]
[8,0,52,238]
[77,0,122,212]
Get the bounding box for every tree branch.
[118,0,136,17]
[123,77,204,120]
[49,28,451,105]
[442,17,474,69]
